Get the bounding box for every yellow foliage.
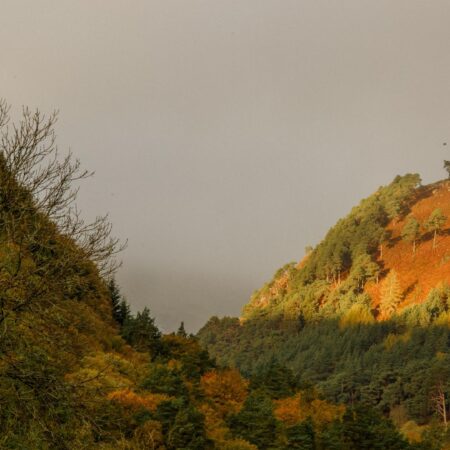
[400,421,425,443]
[435,310,450,326]
[340,303,375,328]
[65,352,139,392]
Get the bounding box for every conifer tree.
[444,160,450,178]
[401,217,421,255]
[122,307,161,355]
[108,278,130,326]
[425,209,447,250]
[285,419,316,450]
[380,270,403,317]
[167,404,211,449]
[177,321,187,338]
[228,390,278,449]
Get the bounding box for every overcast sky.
[2,1,450,331]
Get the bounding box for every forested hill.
[198,173,450,447]
[241,174,450,323]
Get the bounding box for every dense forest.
[0,100,448,449]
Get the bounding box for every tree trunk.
[433,230,437,250]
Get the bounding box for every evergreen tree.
[285,419,316,449]
[228,390,278,449]
[444,160,450,178]
[177,321,187,338]
[401,217,421,255]
[141,365,188,397]
[122,307,162,355]
[167,404,212,450]
[425,209,447,250]
[108,278,130,326]
[251,359,296,399]
[380,270,403,317]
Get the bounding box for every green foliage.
[228,390,279,449]
[199,286,450,431]
[425,209,447,249]
[166,404,212,450]
[141,364,188,397]
[250,359,296,399]
[402,217,421,254]
[108,278,130,327]
[122,307,162,356]
[285,419,316,449]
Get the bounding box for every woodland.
[0,101,449,449]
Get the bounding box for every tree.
[285,419,316,450]
[401,217,421,255]
[444,160,450,178]
[177,321,187,338]
[425,209,447,250]
[228,390,278,449]
[122,307,162,355]
[108,278,131,327]
[0,101,125,332]
[380,270,403,317]
[167,404,212,449]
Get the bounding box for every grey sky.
[2,1,450,332]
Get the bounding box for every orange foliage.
[366,181,450,314]
[108,389,170,412]
[275,393,345,427]
[274,393,302,426]
[200,369,249,417]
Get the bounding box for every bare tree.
[0,100,125,331]
[0,100,125,274]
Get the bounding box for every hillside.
[239,175,450,322]
[198,174,450,447]
[368,181,450,310]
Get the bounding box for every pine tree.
[425,209,447,250]
[228,390,278,449]
[401,217,421,255]
[285,419,316,449]
[444,160,450,178]
[380,270,403,317]
[122,307,161,355]
[167,404,212,449]
[108,278,129,326]
[177,321,187,338]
